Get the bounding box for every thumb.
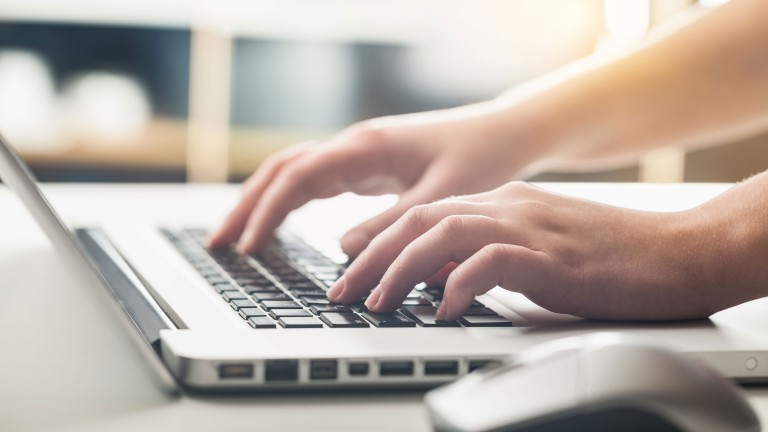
[340,183,440,257]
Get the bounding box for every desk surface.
[2,182,768,432]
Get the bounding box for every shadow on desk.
[0,248,432,432]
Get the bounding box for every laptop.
[2,132,768,393]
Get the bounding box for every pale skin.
[210,0,768,321]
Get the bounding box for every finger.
[330,199,487,303]
[209,144,313,248]
[368,215,524,312]
[339,159,483,257]
[236,145,389,253]
[424,263,458,286]
[437,244,552,320]
[339,183,440,258]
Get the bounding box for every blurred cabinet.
[2,0,764,183]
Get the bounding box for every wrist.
[675,184,768,313]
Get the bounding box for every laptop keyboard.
[162,228,513,329]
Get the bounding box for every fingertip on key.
[364,285,382,310]
[327,276,346,301]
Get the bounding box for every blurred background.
[0,0,764,184]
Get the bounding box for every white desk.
[2,183,768,432]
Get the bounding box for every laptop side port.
[218,363,254,379]
[424,360,459,376]
[348,362,369,377]
[379,361,414,377]
[310,360,338,380]
[265,359,299,382]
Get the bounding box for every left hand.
[327,181,733,321]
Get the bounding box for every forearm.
[485,0,768,175]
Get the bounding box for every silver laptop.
[2,133,767,393]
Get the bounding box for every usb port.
[310,360,338,380]
[380,361,414,377]
[348,362,370,376]
[265,359,299,382]
[218,363,254,379]
[424,360,458,376]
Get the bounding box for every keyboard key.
[260,300,302,311]
[360,311,417,328]
[270,267,300,277]
[313,272,339,282]
[222,263,252,272]
[251,292,291,302]
[296,258,330,267]
[401,298,432,306]
[289,288,326,296]
[463,307,497,316]
[212,282,239,293]
[278,274,314,284]
[310,305,353,314]
[230,299,258,310]
[235,277,265,286]
[433,299,485,308]
[421,288,444,302]
[248,316,277,329]
[239,307,266,319]
[278,316,324,328]
[206,275,230,285]
[287,281,323,290]
[459,315,513,327]
[194,264,218,273]
[400,306,460,327]
[319,312,370,328]
[405,290,423,299]
[243,284,282,294]
[299,296,331,306]
[269,309,312,318]
[304,265,340,274]
[198,269,222,277]
[222,291,249,302]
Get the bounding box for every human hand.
[210,102,537,256]
[328,181,742,321]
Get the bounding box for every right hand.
[209,101,535,257]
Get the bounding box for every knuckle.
[341,122,387,148]
[434,215,466,238]
[401,205,432,230]
[501,180,533,196]
[278,162,315,196]
[478,244,513,268]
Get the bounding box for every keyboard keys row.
[167,229,514,329]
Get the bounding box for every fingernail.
[364,285,382,310]
[435,302,449,321]
[327,276,346,301]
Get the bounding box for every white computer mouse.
[425,333,760,432]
